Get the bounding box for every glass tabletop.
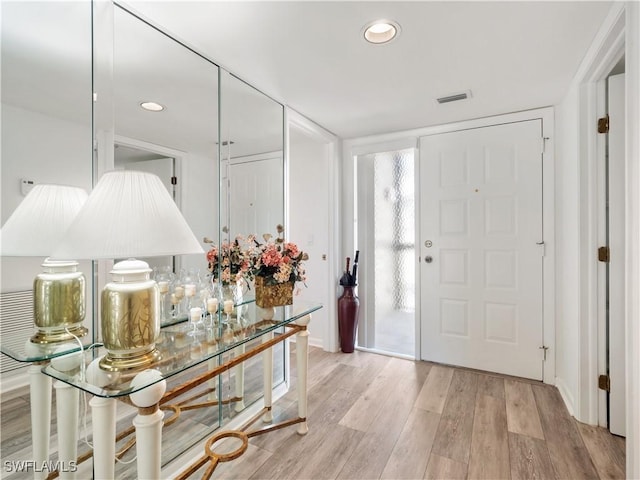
[41,300,321,398]
[0,332,96,363]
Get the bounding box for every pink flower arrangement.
[250,225,308,287]
[204,234,254,285]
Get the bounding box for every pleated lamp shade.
[1,184,90,344]
[52,170,203,260]
[1,184,88,256]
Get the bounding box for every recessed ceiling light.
[363,20,400,44]
[140,101,165,112]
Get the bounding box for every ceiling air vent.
[437,90,471,104]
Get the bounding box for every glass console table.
[1,334,95,480]
[2,300,321,480]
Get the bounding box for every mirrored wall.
[104,2,286,471]
[2,0,286,472]
[0,1,95,369]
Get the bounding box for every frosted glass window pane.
[358,148,415,356]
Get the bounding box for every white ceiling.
[124,0,613,139]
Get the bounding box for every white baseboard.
[555,376,576,417]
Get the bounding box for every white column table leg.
[262,330,274,423]
[54,381,79,479]
[295,315,311,435]
[89,397,116,480]
[129,370,166,480]
[133,406,164,480]
[29,364,51,480]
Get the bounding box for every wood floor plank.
[333,351,392,395]
[532,384,599,479]
[431,369,478,464]
[249,388,364,479]
[286,424,364,479]
[505,379,544,439]
[509,432,556,480]
[340,357,429,432]
[380,408,440,479]
[468,394,510,479]
[248,423,364,480]
[337,359,430,479]
[576,421,626,479]
[424,453,468,480]
[251,381,358,452]
[414,365,454,414]
[477,374,505,399]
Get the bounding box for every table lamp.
[52,170,204,371]
[1,184,89,344]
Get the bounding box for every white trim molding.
[625,3,640,478]
[286,107,340,352]
[567,2,638,476]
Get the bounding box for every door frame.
[343,107,555,383]
[576,4,640,475]
[571,4,626,428]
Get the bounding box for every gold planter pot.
[254,276,293,308]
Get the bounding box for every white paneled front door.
[419,120,544,380]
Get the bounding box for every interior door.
[608,73,625,436]
[225,155,283,238]
[419,120,544,380]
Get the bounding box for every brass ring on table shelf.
[161,404,181,426]
[204,431,249,463]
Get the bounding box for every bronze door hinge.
[598,246,610,263]
[598,115,610,134]
[598,374,610,392]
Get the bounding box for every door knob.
[425,256,433,263]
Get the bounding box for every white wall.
[289,128,331,348]
[554,88,581,415]
[1,104,93,291]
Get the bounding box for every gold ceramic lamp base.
[98,346,162,372]
[100,259,161,373]
[31,325,88,345]
[32,259,87,345]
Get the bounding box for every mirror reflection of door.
[219,70,285,251]
[114,143,178,273]
[224,153,284,241]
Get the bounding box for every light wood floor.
[194,346,626,480]
[1,346,627,479]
